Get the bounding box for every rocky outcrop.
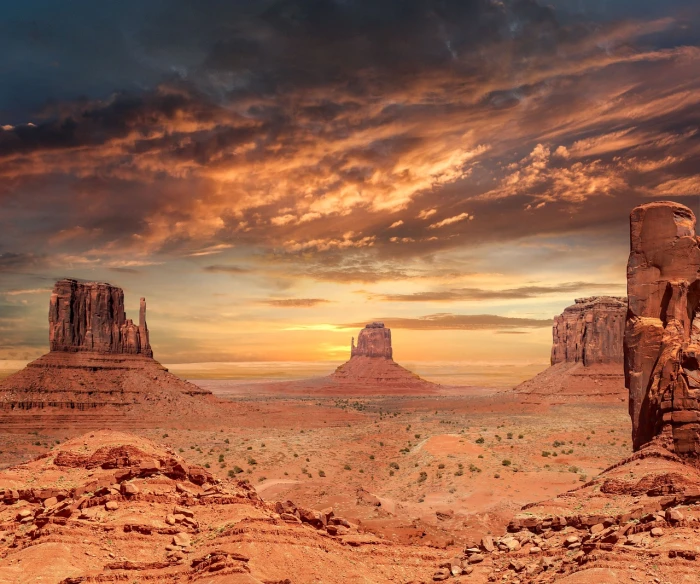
[49,279,152,357]
[625,201,700,456]
[551,297,627,366]
[351,322,393,359]
[0,431,444,584]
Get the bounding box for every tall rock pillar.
[625,201,700,456]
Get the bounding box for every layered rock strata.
[625,201,700,456]
[551,296,627,366]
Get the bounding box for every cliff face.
[625,201,700,456]
[48,279,152,357]
[551,296,627,366]
[351,322,393,359]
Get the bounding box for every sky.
[1,0,699,368]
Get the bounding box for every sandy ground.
[0,379,631,548]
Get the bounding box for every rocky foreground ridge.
[0,431,444,584]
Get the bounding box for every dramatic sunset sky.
[1,0,699,374]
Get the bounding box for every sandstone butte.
[329,322,435,389]
[0,279,219,430]
[515,297,627,404]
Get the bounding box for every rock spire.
[625,201,700,455]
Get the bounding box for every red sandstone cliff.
[550,296,627,366]
[49,279,152,357]
[625,201,700,456]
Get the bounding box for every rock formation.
[625,201,700,456]
[330,323,435,389]
[49,279,153,356]
[515,297,627,403]
[551,297,627,366]
[351,322,393,359]
[0,279,214,425]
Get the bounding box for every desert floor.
[0,379,630,548]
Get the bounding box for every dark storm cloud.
[376,282,621,302]
[0,253,44,274]
[341,313,552,330]
[0,0,698,282]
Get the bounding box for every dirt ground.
[0,380,631,548]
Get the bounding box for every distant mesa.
[625,201,700,456]
[330,322,434,388]
[551,296,627,366]
[0,279,215,428]
[515,296,627,403]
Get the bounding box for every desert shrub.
[389,470,395,476]
[542,451,551,457]
[507,433,513,439]
[438,463,445,469]
[414,434,421,439]
[218,454,224,462]
[204,463,210,468]
[248,457,257,465]
[476,437,485,444]
[318,470,326,477]
[501,459,512,467]
[369,454,375,460]
[344,464,352,470]
[389,462,400,469]
[162,433,169,438]
[418,471,428,483]
[494,473,500,478]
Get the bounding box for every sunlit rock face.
[551,297,627,366]
[350,322,393,360]
[49,279,152,357]
[625,201,700,456]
